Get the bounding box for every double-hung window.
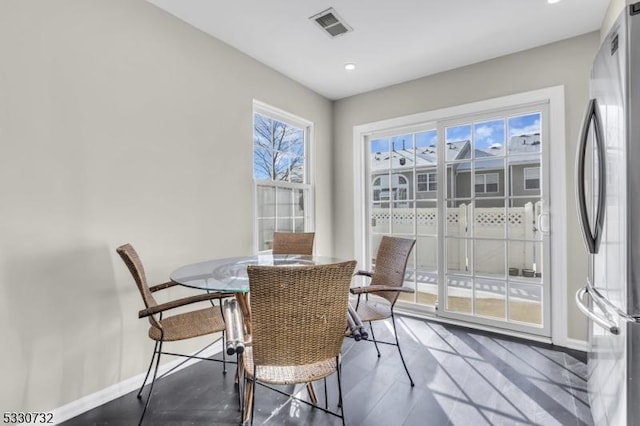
[474,173,499,193]
[253,102,314,252]
[417,172,437,192]
[524,167,540,190]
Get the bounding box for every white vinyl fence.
[371,201,542,276]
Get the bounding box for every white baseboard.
[563,337,588,352]
[50,340,224,425]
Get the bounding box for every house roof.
[371,133,541,172]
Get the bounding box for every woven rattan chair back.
[272,232,315,256]
[116,243,160,329]
[369,236,416,305]
[247,260,356,366]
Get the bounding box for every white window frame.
[524,166,541,190]
[417,172,437,192]
[475,172,499,194]
[253,100,314,253]
[352,86,569,348]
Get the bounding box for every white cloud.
[475,125,494,139]
[510,119,540,136]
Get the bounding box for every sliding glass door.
[365,103,550,337]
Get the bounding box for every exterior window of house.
[524,167,540,190]
[253,102,313,252]
[372,174,409,201]
[475,173,499,193]
[417,172,437,192]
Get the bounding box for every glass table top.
[170,254,348,293]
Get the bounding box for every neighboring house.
[370,133,541,208]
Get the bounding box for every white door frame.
[352,86,568,346]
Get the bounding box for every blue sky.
[369,113,540,153]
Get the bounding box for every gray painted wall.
[333,32,600,342]
[0,0,333,413]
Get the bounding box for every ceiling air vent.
[309,8,352,38]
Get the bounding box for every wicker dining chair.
[116,244,233,425]
[241,260,357,425]
[271,231,315,255]
[350,236,416,386]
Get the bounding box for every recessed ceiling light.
[547,0,562,4]
[345,63,356,71]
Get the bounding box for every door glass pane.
[417,200,437,236]
[416,130,438,197]
[474,239,506,278]
[474,198,506,239]
[447,275,473,314]
[508,113,541,155]
[446,200,471,237]
[447,237,472,275]
[392,201,414,234]
[448,162,472,198]
[414,236,437,306]
[475,159,505,196]
[509,282,542,326]
[445,125,471,160]
[474,119,505,157]
[508,240,543,283]
[475,279,506,319]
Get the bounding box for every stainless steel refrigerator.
[575,3,640,425]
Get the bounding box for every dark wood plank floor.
[61,316,593,425]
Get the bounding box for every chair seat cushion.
[242,346,338,385]
[355,299,392,322]
[149,307,225,341]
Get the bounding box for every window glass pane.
[524,167,541,190]
[253,113,305,182]
[428,173,437,191]
[417,173,429,192]
[508,113,541,155]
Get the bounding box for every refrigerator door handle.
[575,98,607,254]
[576,286,620,334]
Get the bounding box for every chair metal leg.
[336,357,346,426]
[137,340,159,399]
[324,377,328,409]
[250,366,257,426]
[139,339,163,425]
[391,312,414,387]
[236,354,243,412]
[369,322,381,357]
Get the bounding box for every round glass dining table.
[170,254,350,334]
[170,254,347,293]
